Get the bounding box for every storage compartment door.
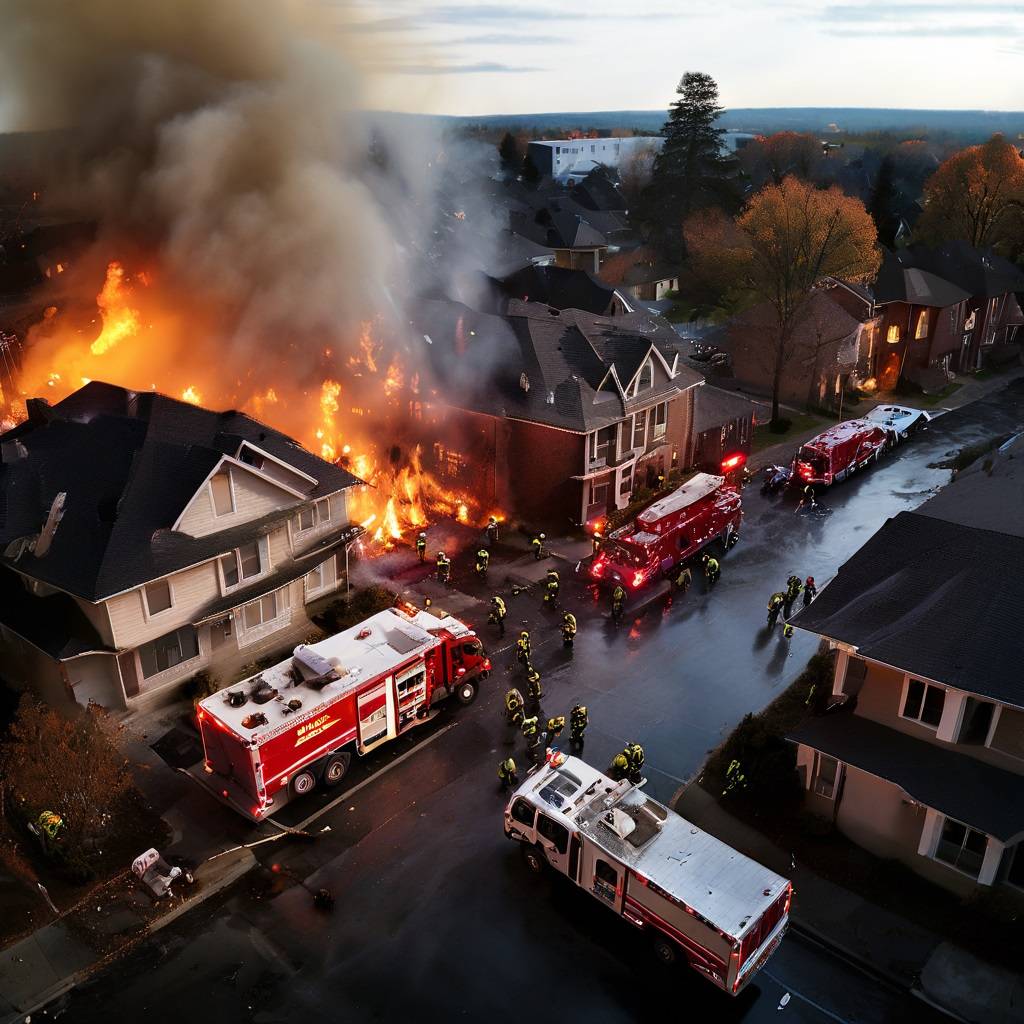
[395,661,428,730]
[357,678,397,753]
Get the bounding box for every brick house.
[789,484,1024,893]
[417,299,704,527]
[0,382,361,711]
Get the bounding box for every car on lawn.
[863,405,931,445]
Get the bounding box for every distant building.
[527,137,663,183]
[691,386,756,472]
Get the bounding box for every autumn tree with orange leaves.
[916,136,1024,254]
[739,131,822,189]
[686,177,880,423]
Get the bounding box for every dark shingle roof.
[789,712,1024,842]
[693,386,757,434]
[792,511,1024,708]
[873,251,971,308]
[498,266,622,317]
[0,382,361,601]
[905,242,1024,300]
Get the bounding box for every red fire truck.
[590,473,742,590]
[196,603,490,820]
[792,419,889,488]
[505,754,791,994]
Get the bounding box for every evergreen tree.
[498,131,521,178]
[643,72,738,259]
[521,151,540,186]
[868,155,899,248]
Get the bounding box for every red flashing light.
[483,659,492,670]
[196,709,205,721]
[271,863,281,873]
[591,560,605,578]
[721,452,746,472]
[784,885,792,915]
[632,571,644,588]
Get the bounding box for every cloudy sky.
[349,0,1024,114]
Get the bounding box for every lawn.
[750,411,827,454]
[914,382,963,407]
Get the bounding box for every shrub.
[769,417,792,434]
[312,584,397,634]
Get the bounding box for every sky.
[347,0,1024,115]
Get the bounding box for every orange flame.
[181,385,202,405]
[90,262,140,356]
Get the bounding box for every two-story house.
[414,299,704,527]
[0,381,361,711]
[788,493,1024,894]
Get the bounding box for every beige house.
[789,509,1024,896]
[0,381,362,712]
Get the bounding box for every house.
[723,290,868,410]
[0,382,362,711]
[789,478,1024,893]
[691,386,757,472]
[510,208,608,274]
[415,299,704,527]
[526,136,663,183]
[491,265,636,318]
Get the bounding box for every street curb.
[788,918,912,994]
[0,849,257,1024]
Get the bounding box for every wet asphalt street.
[52,380,1024,1023]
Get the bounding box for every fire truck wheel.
[290,769,317,797]
[321,753,351,788]
[521,844,546,875]
[652,937,678,965]
[456,680,478,705]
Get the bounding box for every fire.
[181,385,202,405]
[90,262,140,356]
[317,379,342,461]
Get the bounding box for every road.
[52,380,1024,1022]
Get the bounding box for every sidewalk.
[672,784,1022,1023]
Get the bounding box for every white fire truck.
[504,754,791,994]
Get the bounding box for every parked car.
[863,405,931,445]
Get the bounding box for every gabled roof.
[497,265,628,317]
[873,251,971,308]
[904,241,1024,300]
[0,382,361,601]
[693,386,757,434]
[570,173,627,213]
[792,511,1024,708]
[510,209,607,251]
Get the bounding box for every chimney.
[34,492,66,557]
[25,398,53,424]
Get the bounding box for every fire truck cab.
[793,418,888,488]
[591,473,741,589]
[196,603,489,819]
[505,755,791,995]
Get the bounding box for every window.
[220,539,266,590]
[1006,843,1024,890]
[295,497,333,535]
[651,402,667,440]
[636,359,654,393]
[537,814,569,855]
[510,798,535,827]
[138,626,199,679]
[590,480,610,507]
[959,698,995,745]
[317,497,331,523]
[901,678,945,728]
[239,541,262,579]
[144,579,172,615]
[238,447,265,470]
[990,705,1024,760]
[620,473,632,496]
[591,425,615,463]
[305,563,325,593]
[812,754,840,799]
[297,506,315,531]
[934,817,988,878]
[886,324,901,343]
[242,592,279,631]
[632,410,646,449]
[914,310,929,339]
[949,307,959,331]
[595,860,618,885]
[210,470,234,516]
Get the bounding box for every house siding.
[506,418,585,525]
[177,465,300,539]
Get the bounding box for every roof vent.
[227,690,246,708]
[547,307,560,317]
[241,712,268,730]
[250,680,279,704]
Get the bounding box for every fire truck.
[590,473,742,589]
[196,603,490,820]
[792,419,889,488]
[505,754,791,994]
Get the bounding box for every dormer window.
[886,324,901,343]
[632,358,654,396]
[914,310,929,340]
[210,470,234,516]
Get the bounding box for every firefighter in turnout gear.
[783,623,795,639]
[803,576,817,606]
[521,715,539,748]
[783,575,802,617]
[569,704,588,747]
[610,742,645,785]
[488,596,507,637]
[611,584,626,625]
[416,532,427,562]
[526,667,543,701]
[515,630,531,666]
[497,756,518,789]
[546,716,566,745]
[486,516,499,546]
[544,569,560,606]
[504,687,525,726]
[561,612,577,647]
[531,533,545,560]
[475,548,490,580]
[435,551,451,584]
[767,592,786,629]
[671,565,692,593]
[703,552,720,586]
[723,759,747,796]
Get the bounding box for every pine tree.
[498,131,521,178]
[644,72,738,259]
[521,151,540,186]
[868,155,899,248]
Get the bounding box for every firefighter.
[561,611,577,647]
[475,547,490,580]
[486,516,499,546]
[703,553,720,586]
[545,715,566,746]
[521,715,539,748]
[526,667,543,701]
[671,564,692,593]
[591,529,602,556]
[504,687,525,726]
[767,592,786,629]
[783,623,795,639]
[611,584,626,624]
[416,532,427,562]
[569,703,588,747]
[783,575,802,617]
[497,756,518,789]
[722,759,747,796]
[610,750,629,781]
[313,888,335,911]
[624,741,645,784]
[803,576,818,606]
[515,630,531,666]
[488,595,507,637]
[656,472,666,491]
[543,568,560,606]
[36,810,63,840]
[798,483,817,513]
[531,533,546,560]
[435,550,451,584]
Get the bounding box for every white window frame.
[651,402,668,441]
[899,675,946,731]
[218,536,271,594]
[985,704,1024,763]
[294,496,334,537]
[930,814,990,881]
[142,577,175,620]
[632,409,647,450]
[208,469,236,518]
[135,625,202,682]
[237,587,291,647]
[810,752,842,800]
[304,558,335,601]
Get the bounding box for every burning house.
[415,299,704,527]
[0,381,361,710]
